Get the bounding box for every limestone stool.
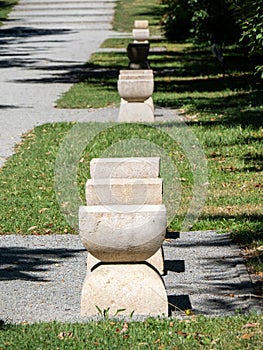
[85,157,164,274]
[128,20,150,69]
[117,70,154,123]
[79,157,168,317]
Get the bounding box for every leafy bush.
[161,0,239,44]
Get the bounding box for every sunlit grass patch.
[0,315,262,349]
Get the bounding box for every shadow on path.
[0,246,85,282]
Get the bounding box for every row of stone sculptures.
[79,21,168,317]
[118,20,155,123]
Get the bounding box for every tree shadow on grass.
[156,89,263,128]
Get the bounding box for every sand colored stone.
[117,69,154,122]
[132,29,150,42]
[134,20,149,29]
[79,157,168,317]
[87,247,164,275]
[117,78,154,102]
[90,157,160,179]
[85,178,162,206]
[119,69,153,77]
[80,263,168,317]
[118,100,154,123]
[79,204,167,262]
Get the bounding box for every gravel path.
[0,232,261,324]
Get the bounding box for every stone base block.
[81,263,168,317]
[145,97,154,111]
[118,100,154,123]
[87,247,164,275]
[85,178,162,206]
[90,157,160,179]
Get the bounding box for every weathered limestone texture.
[85,178,163,206]
[90,157,160,179]
[86,247,164,276]
[79,204,166,262]
[118,70,154,123]
[79,157,168,317]
[81,264,167,317]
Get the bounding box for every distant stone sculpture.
[118,69,154,122]
[128,20,150,69]
[118,20,154,122]
[127,43,150,70]
[79,157,168,317]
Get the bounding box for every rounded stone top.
[79,204,167,262]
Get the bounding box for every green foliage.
[188,0,240,44]
[160,0,192,41]
[228,0,263,75]
[161,0,262,74]
[0,0,18,25]
[161,0,239,43]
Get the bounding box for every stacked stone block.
[118,20,154,123]
[79,157,168,317]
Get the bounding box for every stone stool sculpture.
[128,20,150,69]
[117,70,154,123]
[79,157,168,317]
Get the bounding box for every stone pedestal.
[79,157,168,317]
[81,264,167,317]
[117,70,154,123]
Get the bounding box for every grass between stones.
[0,315,263,349]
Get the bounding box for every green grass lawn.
[1,315,263,349]
[0,0,17,26]
[113,0,164,35]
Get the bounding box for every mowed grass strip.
[0,121,261,236]
[113,0,164,35]
[0,315,263,349]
